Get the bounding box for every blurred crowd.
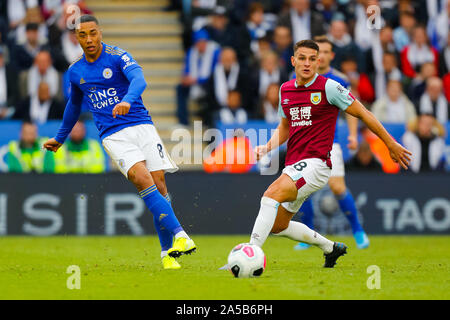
[173,0,449,173]
[0,0,91,123]
[0,0,103,173]
[0,0,449,174]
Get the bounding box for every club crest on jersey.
[310,92,321,105]
[103,68,113,79]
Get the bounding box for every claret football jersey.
[278,73,355,166]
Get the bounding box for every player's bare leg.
[327,176,346,196]
[328,176,369,249]
[127,161,155,191]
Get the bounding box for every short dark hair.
[293,39,319,54]
[77,15,99,28]
[313,35,334,50]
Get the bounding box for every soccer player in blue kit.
[294,36,370,250]
[43,15,196,270]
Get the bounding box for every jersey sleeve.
[117,50,141,77]
[54,74,83,144]
[277,85,287,118]
[325,79,355,111]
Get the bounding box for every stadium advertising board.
[0,173,448,235]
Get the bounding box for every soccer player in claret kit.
[43,15,196,270]
[251,40,412,267]
[294,36,370,251]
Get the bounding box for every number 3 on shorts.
[293,161,307,171]
[157,143,164,159]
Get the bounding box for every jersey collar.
[295,73,319,88]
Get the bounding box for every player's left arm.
[345,100,412,169]
[326,79,412,169]
[345,113,358,150]
[341,78,358,150]
[112,53,147,118]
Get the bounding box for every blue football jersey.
[322,68,350,89]
[68,43,152,140]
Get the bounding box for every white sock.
[250,196,280,247]
[174,230,190,240]
[161,251,168,258]
[273,221,334,254]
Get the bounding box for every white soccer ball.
[227,243,266,278]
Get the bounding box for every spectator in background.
[408,62,437,104]
[206,47,248,125]
[427,0,449,51]
[368,25,396,78]
[402,114,446,173]
[14,7,48,46]
[246,2,273,55]
[327,19,360,72]
[6,0,38,31]
[250,50,287,116]
[354,0,385,52]
[55,121,105,174]
[393,10,416,52]
[251,33,273,66]
[340,56,375,104]
[13,23,48,71]
[277,0,325,44]
[6,121,55,173]
[373,51,402,99]
[46,2,91,51]
[261,83,280,123]
[61,29,83,66]
[314,0,339,27]
[439,33,450,101]
[347,140,383,171]
[203,6,250,64]
[21,50,60,100]
[400,25,439,78]
[41,0,92,22]
[12,81,64,124]
[372,79,417,124]
[0,47,20,119]
[217,90,248,125]
[438,33,450,77]
[419,77,449,125]
[176,29,221,125]
[272,25,294,75]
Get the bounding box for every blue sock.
[153,194,174,251]
[140,185,184,237]
[336,190,363,233]
[299,198,314,229]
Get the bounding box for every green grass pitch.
[0,235,448,300]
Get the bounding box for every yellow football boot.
[162,255,181,270]
[167,237,197,258]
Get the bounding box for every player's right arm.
[43,82,83,152]
[255,117,290,161]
